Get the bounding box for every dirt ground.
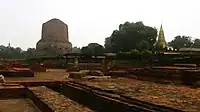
[80,77,200,112]
[2,69,92,112]
[0,99,41,112]
[3,69,200,111]
[5,69,68,82]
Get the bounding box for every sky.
[0,0,200,50]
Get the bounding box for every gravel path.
[29,86,93,112]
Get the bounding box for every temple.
[36,18,72,56]
[155,25,167,49]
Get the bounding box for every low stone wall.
[48,84,138,112]
[25,88,53,112]
[132,67,200,86]
[0,70,34,77]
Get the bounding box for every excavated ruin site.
[1,62,200,112]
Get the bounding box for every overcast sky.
[0,0,199,50]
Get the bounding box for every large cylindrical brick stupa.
[36,18,72,56]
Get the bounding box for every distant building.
[36,18,72,56]
[154,24,167,49]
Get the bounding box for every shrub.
[130,49,141,55]
[141,50,152,55]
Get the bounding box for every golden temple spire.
[155,24,167,49]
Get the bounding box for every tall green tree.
[71,47,81,53]
[168,36,193,50]
[25,48,36,57]
[193,38,200,48]
[81,43,104,54]
[104,37,113,52]
[0,45,37,59]
[15,47,22,54]
[104,21,157,52]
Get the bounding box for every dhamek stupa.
[36,18,72,56]
[155,25,167,49]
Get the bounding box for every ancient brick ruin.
[36,18,72,56]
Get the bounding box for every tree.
[81,43,104,54]
[168,36,193,50]
[71,47,81,53]
[26,48,36,57]
[0,45,37,59]
[104,21,157,52]
[81,46,91,54]
[104,37,113,52]
[193,39,200,48]
[15,47,22,54]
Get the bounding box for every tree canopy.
[81,43,104,54]
[168,36,193,50]
[104,21,157,52]
[193,39,200,48]
[71,47,81,53]
[0,45,36,59]
[2,20,200,59]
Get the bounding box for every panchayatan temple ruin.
[36,18,72,56]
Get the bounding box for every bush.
[141,50,152,55]
[130,49,141,55]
